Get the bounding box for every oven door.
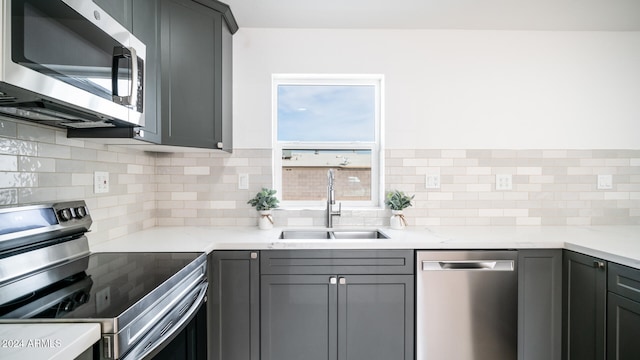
[0,0,145,127]
[121,281,208,360]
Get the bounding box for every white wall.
[233,29,640,150]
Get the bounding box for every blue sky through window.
[277,85,375,142]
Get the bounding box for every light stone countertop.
[9,225,634,359]
[90,225,640,269]
[0,323,100,360]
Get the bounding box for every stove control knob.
[75,292,89,304]
[61,300,74,312]
[75,207,87,219]
[58,208,73,222]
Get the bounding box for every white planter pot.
[390,210,407,230]
[258,210,274,230]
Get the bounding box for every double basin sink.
[279,229,389,240]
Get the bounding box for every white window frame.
[272,74,385,209]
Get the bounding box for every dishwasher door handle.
[422,260,514,271]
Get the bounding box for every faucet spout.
[326,169,341,227]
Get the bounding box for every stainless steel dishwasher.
[416,250,518,360]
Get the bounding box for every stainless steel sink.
[278,230,332,239]
[330,230,388,239]
[278,230,388,240]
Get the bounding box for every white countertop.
[0,323,100,360]
[91,225,640,269]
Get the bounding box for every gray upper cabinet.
[260,250,414,360]
[131,0,161,144]
[607,262,640,360]
[562,250,606,360]
[160,0,233,150]
[71,0,236,151]
[518,249,562,360]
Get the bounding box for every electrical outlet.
[425,174,441,189]
[597,174,613,190]
[238,173,249,190]
[94,171,109,193]
[496,174,512,190]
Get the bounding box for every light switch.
[425,174,441,189]
[597,174,613,190]
[238,173,249,190]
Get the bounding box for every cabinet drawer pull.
[339,277,346,285]
[329,277,337,285]
[250,252,258,260]
[594,261,605,269]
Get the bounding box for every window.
[273,75,383,208]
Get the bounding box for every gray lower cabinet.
[562,250,606,360]
[607,262,640,360]
[208,251,260,360]
[518,249,562,360]
[260,250,414,360]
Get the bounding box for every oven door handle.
[121,281,208,360]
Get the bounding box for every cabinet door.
[160,0,226,149]
[131,0,161,144]
[518,249,562,360]
[261,275,338,360]
[607,293,640,360]
[338,275,414,360]
[563,251,606,360]
[93,0,132,30]
[209,251,260,360]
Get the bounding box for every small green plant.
[385,190,414,210]
[247,188,280,211]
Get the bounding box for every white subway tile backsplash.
[184,166,210,175]
[0,155,17,171]
[2,116,640,242]
[0,189,17,205]
[17,123,56,143]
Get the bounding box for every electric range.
[0,201,207,360]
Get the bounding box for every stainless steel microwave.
[0,0,145,129]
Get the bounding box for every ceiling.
[223,0,640,31]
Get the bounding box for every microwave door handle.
[111,46,137,108]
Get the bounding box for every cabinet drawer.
[608,262,640,302]
[260,250,414,275]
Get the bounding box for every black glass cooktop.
[0,252,202,319]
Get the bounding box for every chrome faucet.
[326,169,342,228]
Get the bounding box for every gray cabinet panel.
[607,292,640,360]
[131,0,161,144]
[338,275,414,360]
[261,250,414,275]
[260,251,414,360]
[518,249,562,360]
[562,250,606,360]
[261,275,338,360]
[608,262,640,302]
[209,251,259,360]
[607,262,640,360]
[160,0,217,148]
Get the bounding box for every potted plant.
[247,188,280,229]
[385,190,415,230]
